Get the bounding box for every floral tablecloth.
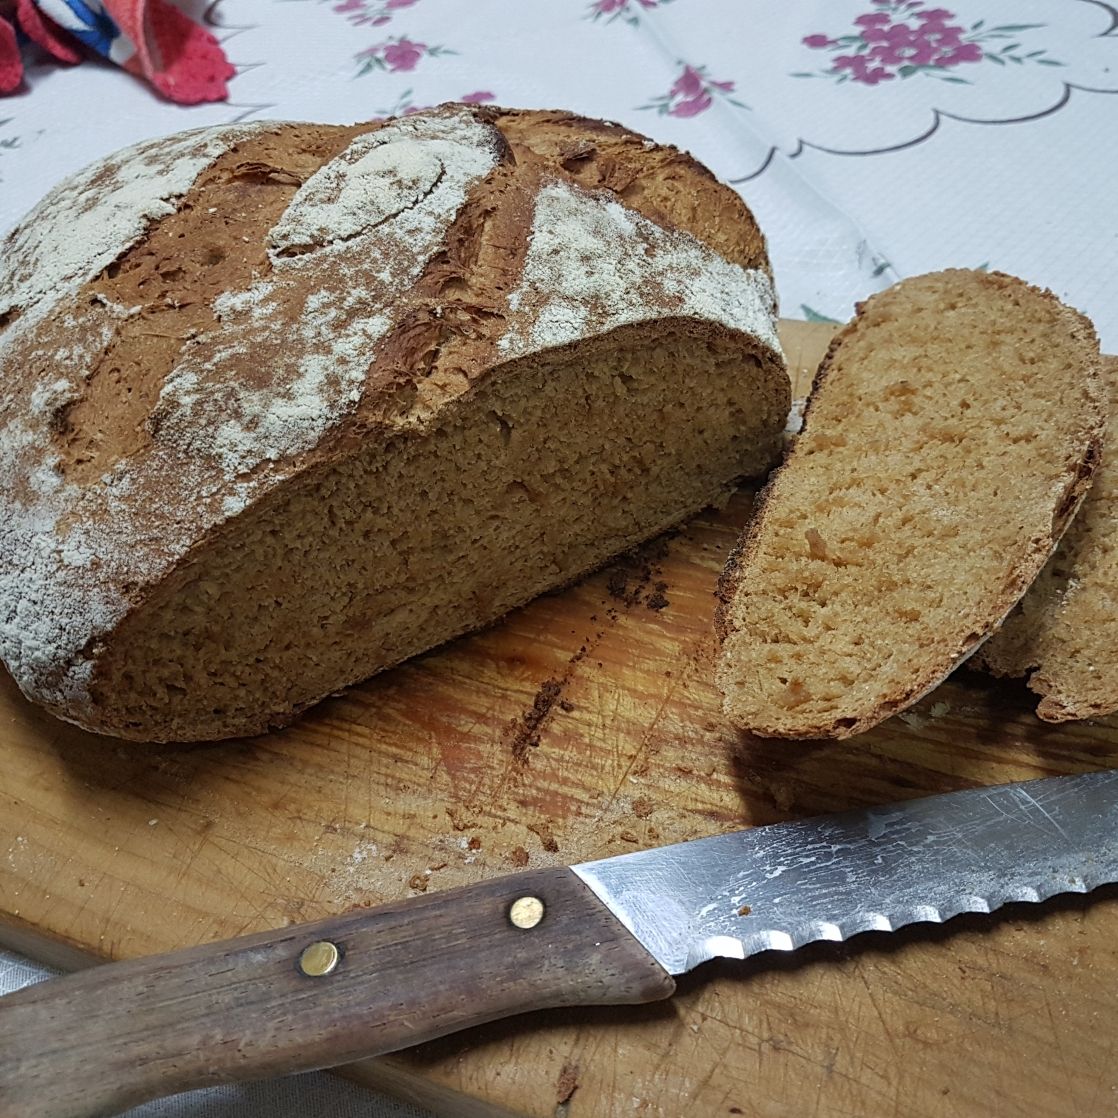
[2,1,1117,1114]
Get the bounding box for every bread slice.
[975,356,1118,720]
[715,270,1105,740]
[0,105,788,741]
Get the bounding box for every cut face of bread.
[0,105,788,741]
[715,270,1104,740]
[975,356,1118,721]
[95,320,781,739]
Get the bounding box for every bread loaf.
[715,270,1104,740]
[0,105,788,741]
[975,356,1118,721]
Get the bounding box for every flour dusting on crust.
[0,126,267,319]
[498,179,781,359]
[0,108,502,712]
[0,127,272,707]
[157,107,501,479]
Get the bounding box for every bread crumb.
[508,678,565,764]
[556,1061,580,1107]
[528,822,559,853]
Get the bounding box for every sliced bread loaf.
[0,105,788,741]
[975,356,1118,721]
[715,270,1104,740]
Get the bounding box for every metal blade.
[572,770,1118,976]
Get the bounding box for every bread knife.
[1,770,1116,1118]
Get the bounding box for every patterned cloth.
[0,0,233,102]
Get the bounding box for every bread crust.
[715,269,1106,740]
[0,104,785,739]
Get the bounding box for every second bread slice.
[715,270,1105,739]
[975,357,1118,721]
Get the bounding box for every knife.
[2,770,1115,1118]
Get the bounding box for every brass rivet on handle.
[299,940,340,977]
[508,896,545,929]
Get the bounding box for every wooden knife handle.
[0,866,674,1118]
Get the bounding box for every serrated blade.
[572,770,1118,975]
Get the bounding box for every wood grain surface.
[2,320,1117,1118]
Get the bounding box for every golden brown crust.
[715,269,1105,741]
[488,108,769,274]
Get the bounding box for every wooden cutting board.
[2,320,1117,1118]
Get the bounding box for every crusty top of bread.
[715,269,1104,740]
[0,104,780,711]
[976,355,1118,721]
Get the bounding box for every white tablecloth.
[3,1,1117,1114]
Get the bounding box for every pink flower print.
[867,43,903,65]
[794,1,1060,86]
[640,63,747,117]
[382,37,424,70]
[929,25,964,46]
[354,36,457,78]
[938,41,983,65]
[670,91,712,116]
[328,0,421,28]
[671,64,705,98]
[845,56,884,83]
[460,90,495,103]
[587,0,674,26]
[858,66,895,84]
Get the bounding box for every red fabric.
[0,15,22,93]
[16,0,82,65]
[0,0,232,103]
[106,0,234,104]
